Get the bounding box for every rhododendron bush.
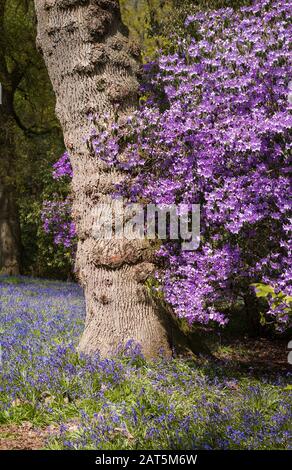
[42,152,76,252]
[43,0,292,329]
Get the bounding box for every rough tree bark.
[34,0,172,357]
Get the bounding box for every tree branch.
[11,100,58,137]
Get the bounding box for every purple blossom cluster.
[87,0,291,327]
[52,151,73,180]
[42,199,76,249]
[42,151,76,251]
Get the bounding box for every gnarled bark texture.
[34,0,172,357]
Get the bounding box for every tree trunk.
[0,187,21,276]
[34,0,172,357]
[0,89,21,276]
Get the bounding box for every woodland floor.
[0,276,291,450]
[0,422,47,450]
[0,337,290,450]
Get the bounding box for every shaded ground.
[212,337,291,373]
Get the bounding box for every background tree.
[0,0,63,275]
[0,0,22,274]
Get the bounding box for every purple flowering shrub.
[52,151,73,180]
[42,199,76,249]
[0,277,291,450]
[42,151,77,253]
[45,0,291,328]
[87,0,291,328]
